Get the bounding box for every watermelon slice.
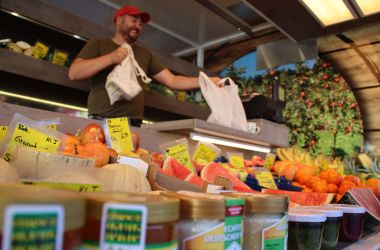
[185,173,205,189]
[162,157,191,180]
[201,162,252,192]
[340,188,380,220]
[262,189,334,206]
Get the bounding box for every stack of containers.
[229,193,289,250]
[82,192,180,249]
[0,184,85,249]
[288,209,326,250]
[291,206,343,249]
[327,204,366,242]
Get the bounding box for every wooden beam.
[194,0,254,36]
[189,28,284,73]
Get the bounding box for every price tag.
[264,153,277,170]
[192,143,217,164]
[0,126,7,142]
[3,123,60,162]
[165,143,194,173]
[22,180,102,192]
[229,155,245,169]
[176,91,187,102]
[255,171,278,189]
[2,205,64,250]
[104,117,134,153]
[32,41,49,59]
[51,49,69,66]
[100,203,147,250]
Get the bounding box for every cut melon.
[162,157,191,180]
[201,162,252,192]
[262,189,334,206]
[185,173,205,189]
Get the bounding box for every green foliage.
[224,59,363,157]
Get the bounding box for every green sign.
[2,205,64,250]
[101,203,147,250]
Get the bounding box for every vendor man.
[69,5,221,126]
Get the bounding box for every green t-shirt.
[76,39,165,119]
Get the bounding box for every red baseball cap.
[113,6,150,23]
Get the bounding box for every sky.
[221,51,317,78]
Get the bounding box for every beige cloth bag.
[106,43,151,105]
[199,72,248,131]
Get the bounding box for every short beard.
[119,26,139,43]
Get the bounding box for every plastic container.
[0,183,85,250]
[233,193,288,250]
[82,192,179,249]
[173,191,226,250]
[326,204,366,242]
[288,209,326,250]
[293,206,343,249]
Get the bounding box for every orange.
[62,135,83,155]
[343,175,361,186]
[301,187,313,193]
[312,180,328,193]
[319,169,342,185]
[366,178,380,190]
[338,181,356,195]
[80,124,106,145]
[278,165,297,181]
[327,184,338,193]
[292,181,303,187]
[298,172,313,185]
[295,167,316,183]
[307,176,326,189]
[79,141,110,167]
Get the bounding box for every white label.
[2,204,64,250]
[100,203,148,250]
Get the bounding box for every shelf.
[142,119,289,148]
[0,48,210,120]
[0,48,90,91]
[144,91,210,120]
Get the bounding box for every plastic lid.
[229,193,288,214]
[326,204,366,214]
[0,184,85,231]
[289,209,326,223]
[175,191,225,220]
[83,192,179,224]
[294,206,343,218]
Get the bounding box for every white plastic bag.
[199,72,248,131]
[106,43,151,104]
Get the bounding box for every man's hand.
[110,46,129,64]
[210,77,223,87]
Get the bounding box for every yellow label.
[263,215,288,250]
[51,50,68,66]
[165,143,194,173]
[3,123,60,161]
[264,153,277,170]
[176,91,187,102]
[255,171,277,189]
[105,117,134,154]
[192,143,217,164]
[23,181,102,192]
[46,124,57,131]
[230,155,245,169]
[183,222,224,250]
[33,41,49,59]
[0,126,7,142]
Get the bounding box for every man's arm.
[152,68,222,90]
[68,46,129,81]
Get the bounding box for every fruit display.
[273,146,380,202]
